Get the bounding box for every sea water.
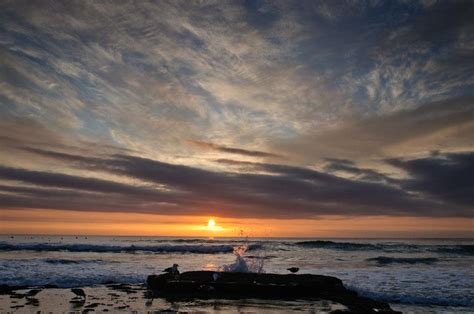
[0,236,473,312]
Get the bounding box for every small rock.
[26,297,40,306]
[10,304,24,309]
[85,302,100,308]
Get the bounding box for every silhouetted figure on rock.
[163,264,180,275]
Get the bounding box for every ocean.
[0,236,473,313]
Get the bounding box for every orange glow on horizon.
[0,208,473,238]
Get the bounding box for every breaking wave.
[351,286,474,307]
[42,258,109,265]
[120,238,270,244]
[435,245,474,255]
[294,240,474,255]
[366,256,439,265]
[0,242,262,254]
[295,240,380,250]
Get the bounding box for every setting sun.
[208,218,216,228]
[204,218,225,232]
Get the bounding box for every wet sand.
[0,284,348,313]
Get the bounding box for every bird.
[71,288,86,299]
[287,267,299,273]
[163,263,179,275]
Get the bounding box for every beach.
[0,236,473,313]
[1,285,472,313]
[1,285,351,313]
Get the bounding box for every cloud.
[324,159,398,184]
[388,152,474,208]
[0,165,180,203]
[1,148,471,218]
[1,1,472,159]
[187,140,283,158]
[0,1,472,222]
[273,96,474,162]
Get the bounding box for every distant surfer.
[163,264,180,275]
[287,267,299,273]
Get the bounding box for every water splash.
[219,241,265,273]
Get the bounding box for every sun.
[204,218,223,232]
[208,218,216,228]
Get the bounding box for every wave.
[42,258,109,265]
[120,238,270,245]
[0,242,262,254]
[295,240,380,251]
[366,256,439,265]
[121,238,207,243]
[435,245,474,255]
[351,286,474,307]
[294,240,474,255]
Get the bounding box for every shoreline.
[2,283,474,313]
[0,284,349,313]
[1,236,472,312]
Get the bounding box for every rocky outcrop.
[147,271,400,313]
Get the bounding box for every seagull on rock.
[287,267,300,273]
[163,264,180,275]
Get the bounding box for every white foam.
[0,242,262,254]
[220,243,265,273]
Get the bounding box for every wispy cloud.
[187,140,283,158]
[273,96,474,163]
[0,1,473,221]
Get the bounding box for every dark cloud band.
[0,148,472,218]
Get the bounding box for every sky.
[0,0,473,237]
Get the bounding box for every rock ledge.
[147,271,400,313]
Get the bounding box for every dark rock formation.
[147,271,400,314]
